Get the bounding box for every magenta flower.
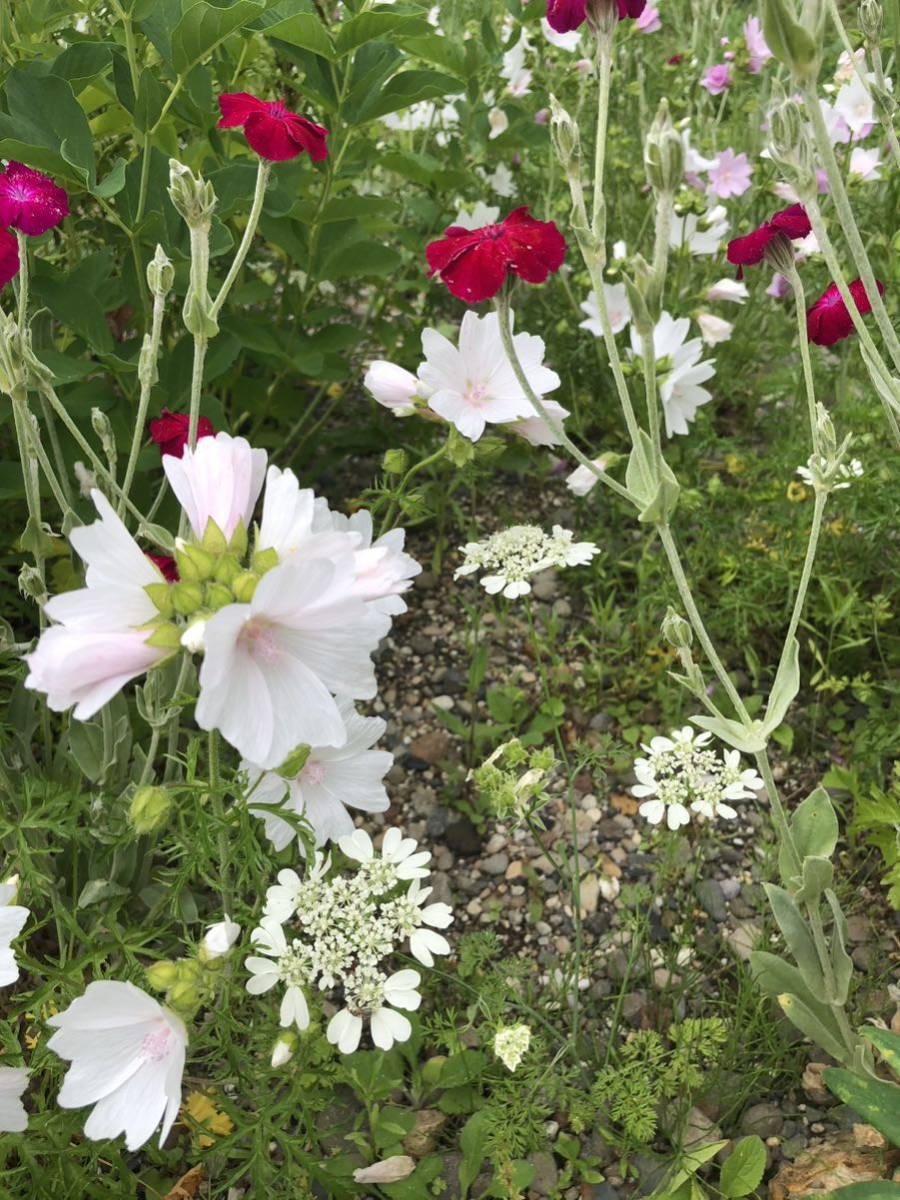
[726,205,811,271]
[545,0,646,34]
[743,16,772,73]
[217,93,329,163]
[707,149,753,199]
[0,228,19,287]
[701,64,732,95]
[807,279,884,347]
[0,162,69,236]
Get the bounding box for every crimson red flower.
[806,278,885,347]
[726,204,811,271]
[546,0,646,34]
[426,207,567,304]
[146,553,178,582]
[149,409,214,459]
[217,93,329,163]
[0,162,69,236]
[0,228,19,288]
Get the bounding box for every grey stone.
[445,816,482,856]
[697,879,728,922]
[740,1102,784,1138]
[633,1153,667,1196]
[481,852,509,876]
[527,1150,558,1196]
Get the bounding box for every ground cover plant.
[0,0,899,1197]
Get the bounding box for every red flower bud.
[217,93,328,163]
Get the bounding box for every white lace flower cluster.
[454,524,599,599]
[493,1024,531,1072]
[631,727,764,830]
[246,829,452,1054]
[796,457,863,490]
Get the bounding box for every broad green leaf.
[720,1137,766,1198]
[794,854,833,903]
[352,69,463,124]
[828,1185,900,1200]
[0,68,96,186]
[762,0,818,70]
[763,636,800,733]
[764,883,824,995]
[322,238,402,279]
[93,157,128,199]
[261,11,335,59]
[400,33,472,79]
[691,714,768,754]
[458,1111,489,1199]
[779,993,848,1063]
[865,1028,900,1076]
[750,953,845,1044]
[823,1067,900,1146]
[653,1141,729,1197]
[51,42,114,84]
[134,68,168,133]
[791,786,839,861]
[171,0,266,74]
[334,11,431,55]
[825,889,852,1006]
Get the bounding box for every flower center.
[238,617,281,663]
[268,102,288,120]
[301,760,326,787]
[464,380,490,407]
[140,1026,173,1063]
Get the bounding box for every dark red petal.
[285,114,330,162]
[0,227,20,288]
[726,223,775,266]
[217,92,269,129]
[243,111,304,161]
[546,0,587,33]
[426,225,492,277]
[146,553,178,583]
[618,0,647,16]
[770,204,811,240]
[500,207,567,284]
[149,409,214,458]
[436,241,511,304]
[848,276,884,315]
[807,278,884,346]
[0,163,69,236]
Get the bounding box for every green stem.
[119,284,168,515]
[640,330,663,473]
[210,159,271,320]
[208,729,233,914]
[16,400,70,515]
[379,442,448,534]
[592,36,613,237]
[186,335,209,452]
[494,291,638,508]
[787,266,819,448]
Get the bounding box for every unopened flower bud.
[174,540,215,583]
[180,618,208,654]
[205,582,234,611]
[144,621,183,652]
[661,606,693,650]
[167,977,203,1017]
[382,448,407,475]
[769,92,806,161]
[168,160,217,228]
[250,546,279,575]
[762,0,820,80]
[138,333,159,391]
[549,95,581,173]
[278,744,311,779]
[91,408,117,466]
[859,0,883,38]
[171,580,205,615]
[815,402,837,457]
[228,521,249,559]
[644,100,683,194]
[145,959,179,991]
[18,564,46,604]
[199,916,240,963]
[145,581,175,618]
[130,786,173,834]
[232,571,259,603]
[201,519,229,556]
[147,245,175,297]
[213,553,242,587]
[271,1031,297,1067]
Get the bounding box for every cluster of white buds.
[493,1024,532,1072]
[454,524,599,599]
[632,727,764,830]
[246,829,452,1054]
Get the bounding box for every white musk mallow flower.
[24,491,170,718]
[195,558,390,768]
[0,1067,28,1133]
[417,310,560,441]
[163,431,267,542]
[0,877,28,987]
[244,699,392,851]
[363,361,420,416]
[579,284,631,336]
[47,981,187,1151]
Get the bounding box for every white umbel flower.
[493,1024,531,1071]
[327,969,422,1053]
[47,981,187,1151]
[245,917,313,1031]
[454,524,599,599]
[0,1067,28,1133]
[340,827,431,881]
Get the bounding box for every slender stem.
[136,76,186,226]
[786,266,819,447]
[120,287,168,514]
[868,44,900,167]
[494,291,638,508]
[640,331,663,472]
[137,726,162,789]
[210,159,271,320]
[16,401,70,514]
[15,230,28,334]
[186,336,209,452]
[592,36,613,237]
[378,442,448,534]
[208,730,233,914]
[802,82,900,374]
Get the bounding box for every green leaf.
[458,1111,489,1199]
[750,953,846,1048]
[261,11,335,59]
[653,1141,729,1197]
[134,68,168,133]
[720,1137,766,1198]
[171,0,266,74]
[762,0,817,71]
[823,1068,900,1146]
[763,636,799,733]
[0,67,96,186]
[352,69,463,124]
[865,1028,900,1077]
[791,786,839,861]
[794,855,833,904]
[778,993,849,1063]
[691,714,768,754]
[322,238,402,279]
[825,889,853,1007]
[334,11,431,55]
[829,1186,900,1200]
[764,883,824,995]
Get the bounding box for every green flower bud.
[549,95,581,174]
[228,521,249,558]
[205,582,234,611]
[146,245,174,298]
[144,621,183,652]
[762,0,820,80]
[202,519,229,556]
[137,333,159,392]
[277,745,311,779]
[18,564,47,604]
[91,408,117,465]
[171,581,205,616]
[661,606,693,650]
[251,546,279,575]
[859,0,883,38]
[644,100,683,194]
[382,448,407,475]
[130,786,174,834]
[145,959,179,991]
[168,159,217,229]
[175,542,216,583]
[232,571,259,603]
[214,553,242,586]
[166,977,203,1018]
[182,288,219,338]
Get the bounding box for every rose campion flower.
[148,409,214,459]
[706,149,752,200]
[217,93,328,162]
[0,1067,28,1133]
[426,206,566,304]
[417,309,560,441]
[24,491,171,718]
[726,204,811,271]
[743,16,772,73]
[0,228,19,288]
[546,0,646,34]
[48,981,187,1151]
[163,432,267,543]
[243,698,391,850]
[806,279,884,347]
[0,162,69,235]
[701,64,731,95]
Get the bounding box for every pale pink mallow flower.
[24,491,170,718]
[707,149,753,199]
[510,399,571,447]
[706,278,749,304]
[163,431,267,542]
[312,505,421,616]
[566,457,609,497]
[744,16,772,72]
[47,982,187,1152]
[195,558,389,768]
[697,313,734,346]
[579,283,631,336]
[701,64,731,95]
[767,273,791,299]
[256,466,359,566]
[243,698,391,851]
[636,6,661,32]
[849,146,882,181]
[363,361,419,416]
[0,1068,28,1133]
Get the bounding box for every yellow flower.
[326,383,344,399]
[786,481,808,503]
[183,1090,234,1148]
[724,453,745,476]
